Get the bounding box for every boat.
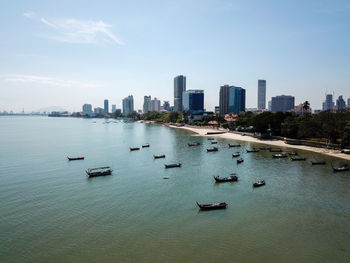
[253,180,265,187]
[67,156,84,161]
[291,157,306,161]
[163,176,169,179]
[142,144,150,148]
[207,138,215,140]
[207,147,218,152]
[165,163,181,168]
[246,149,259,153]
[214,174,238,182]
[269,148,282,152]
[211,141,218,144]
[196,201,227,210]
[332,164,349,172]
[228,144,241,147]
[86,166,113,178]
[259,147,268,150]
[311,160,326,165]
[130,147,140,151]
[272,153,288,158]
[188,142,200,146]
[154,154,166,159]
[232,152,240,158]
[288,152,298,156]
[237,158,244,164]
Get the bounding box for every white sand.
[168,125,350,161]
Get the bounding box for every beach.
[168,124,350,161]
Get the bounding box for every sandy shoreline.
[167,124,350,161]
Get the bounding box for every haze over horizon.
[0,0,349,112]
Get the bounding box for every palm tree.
[302,101,310,114]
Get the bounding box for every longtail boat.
[130,147,140,151]
[311,160,326,165]
[154,154,166,159]
[196,201,227,210]
[253,180,265,187]
[207,147,218,152]
[67,156,84,161]
[246,149,259,153]
[188,142,200,147]
[142,144,150,148]
[214,174,238,183]
[86,166,113,178]
[291,157,306,161]
[228,143,241,148]
[211,141,218,144]
[232,152,240,158]
[332,164,349,172]
[237,158,244,164]
[207,138,215,140]
[288,152,298,156]
[273,153,288,158]
[165,163,181,168]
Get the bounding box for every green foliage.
[342,121,350,146]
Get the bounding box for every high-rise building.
[268,101,272,111]
[104,99,109,114]
[219,85,246,114]
[94,107,104,115]
[82,104,93,116]
[174,75,186,111]
[151,98,161,112]
[182,90,204,114]
[271,95,295,112]
[143,96,152,113]
[322,94,334,111]
[257,80,266,109]
[163,101,171,111]
[214,106,220,114]
[336,95,346,110]
[112,104,116,113]
[347,98,350,108]
[122,95,134,116]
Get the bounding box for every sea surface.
[1,116,350,263]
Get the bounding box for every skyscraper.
[257,80,266,109]
[104,99,109,114]
[122,95,134,116]
[348,98,350,108]
[322,94,334,111]
[336,95,346,110]
[174,75,186,111]
[152,98,161,112]
[143,96,152,113]
[182,90,204,114]
[271,95,295,112]
[163,101,171,111]
[112,104,116,113]
[219,85,246,114]
[82,104,93,116]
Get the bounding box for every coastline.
[166,124,350,161]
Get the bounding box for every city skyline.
[1,0,350,112]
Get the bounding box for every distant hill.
[38,106,67,113]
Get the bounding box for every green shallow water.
[1,116,350,263]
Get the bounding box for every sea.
[0,116,350,263]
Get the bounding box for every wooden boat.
[154,154,166,159]
[207,147,218,152]
[311,160,326,165]
[270,149,282,153]
[273,153,288,158]
[232,152,240,158]
[67,156,84,161]
[163,176,169,179]
[142,144,150,148]
[165,163,181,168]
[188,142,200,147]
[196,201,227,210]
[237,158,244,164]
[207,138,215,140]
[211,141,218,144]
[288,152,298,156]
[228,143,241,148]
[291,157,306,161]
[332,164,349,172]
[130,147,140,151]
[86,166,113,178]
[246,149,259,153]
[253,180,265,187]
[214,174,238,182]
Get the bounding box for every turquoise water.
[1,116,350,262]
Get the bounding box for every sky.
[0,0,349,112]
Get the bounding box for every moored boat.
[154,154,166,159]
[211,141,218,144]
[130,147,140,151]
[207,138,215,140]
[288,152,298,156]
[67,156,84,161]
[272,153,288,158]
[269,148,282,152]
[165,163,181,168]
[253,180,265,187]
[246,149,259,153]
[142,144,150,148]
[291,157,306,161]
[237,158,244,164]
[214,174,238,182]
[232,152,240,158]
[196,201,227,210]
[86,166,113,177]
[311,160,326,165]
[207,147,218,152]
[228,143,241,147]
[332,164,349,172]
[188,142,200,146]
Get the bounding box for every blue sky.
[0,0,349,112]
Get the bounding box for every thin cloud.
[23,11,36,19]
[2,74,98,89]
[40,17,124,45]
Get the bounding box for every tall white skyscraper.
[122,95,134,116]
[152,98,161,112]
[257,80,266,110]
[174,75,186,111]
[112,104,116,113]
[143,96,152,113]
